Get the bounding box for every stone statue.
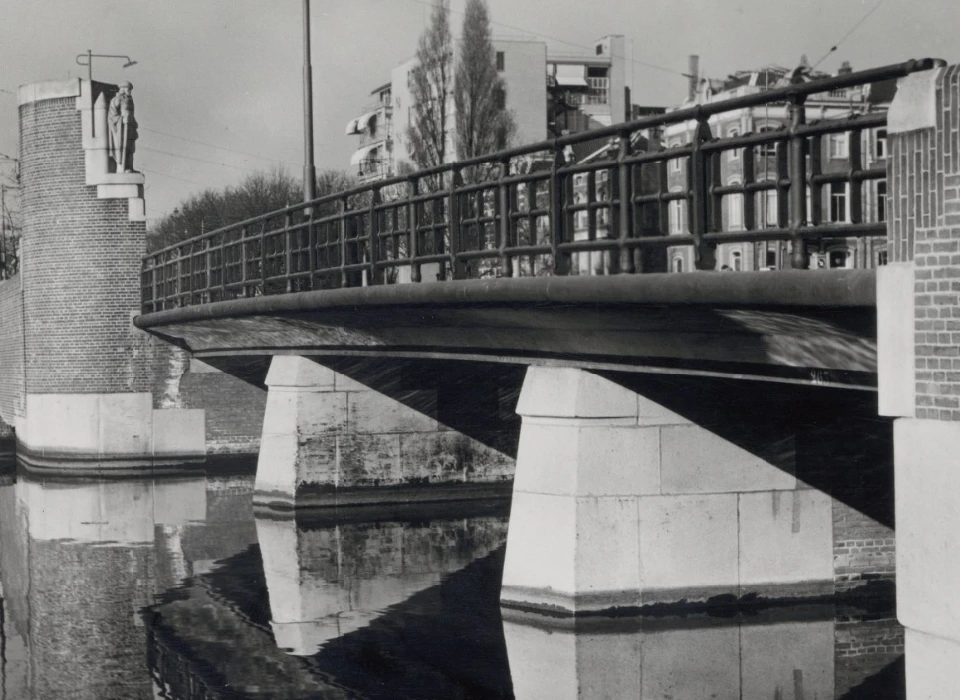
[107,81,138,173]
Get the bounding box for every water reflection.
[0,470,906,698]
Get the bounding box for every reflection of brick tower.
[16,79,203,470]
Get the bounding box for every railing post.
[219,233,227,300]
[204,240,212,301]
[151,259,159,313]
[498,157,513,277]
[175,252,183,307]
[306,208,317,289]
[789,95,809,269]
[689,115,717,270]
[260,223,267,296]
[186,241,194,306]
[408,177,421,283]
[339,196,351,288]
[448,168,465,280]
[285,212,294,293]
[616,130,635,274]
[240,226,249,298]
[551,147,572,275]
[368,187,381,285]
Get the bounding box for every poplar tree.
[407,0,453,171]
[454,0,516,161]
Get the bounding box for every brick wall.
[19,96,149,395]
[148,341,266,454]
[834,617,904,696]
[887,65,960,418]
[0,275,24,429]
[833,502,896,591]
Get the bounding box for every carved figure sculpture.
[108,81,138,173]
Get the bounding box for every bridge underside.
[135,270,878,390]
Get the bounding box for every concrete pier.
[501,367,835,614]
[254,355,514,508]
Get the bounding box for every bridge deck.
[135,270,877,389]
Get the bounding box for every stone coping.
[18,79,82,106]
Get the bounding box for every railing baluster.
[367,187,380,285]
[339,196,349,288]
[499,157,512,277]
[616,129,635,274]
[186,241,194,306]
[259,222,267,295]
[789,95,809,269]
[284,212,294,293]
[448,169,464,280]
[240,226,248,298]
[151,259,159,312]
[689,115,716,270]
[408,177,420,283]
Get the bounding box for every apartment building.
[661,60,893,273]
[346,35,635,182]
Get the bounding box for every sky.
[0,0,955,225]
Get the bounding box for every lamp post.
[75,51,137,83]
[303,0,317,206]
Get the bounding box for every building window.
[877,180,887,222]
[876,129,887,159]
[728,193,743,229]
[728,127,741,161]
[596,44,603,56]
[876,249,889,266]
[670,200,684,234]
[830,133,849,159]
[758,125,777,159]
[672,256,683,272]
[830,182,848,222]
[496,51,505,71]
[669,141,683,173]
[495,88,506,110]
[756,189,778,228]
[828,248,852,268]
[586,66,609,105]
[766,249,778,268]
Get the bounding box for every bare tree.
[407,0,453,173]
[147,167,355,252]
[454,0,516,164]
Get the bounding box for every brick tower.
[16,79,202,471]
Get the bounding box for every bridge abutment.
[254,356,513,508]
[13,79,203,471]
[501,367,834,614]
[881,63,960,698]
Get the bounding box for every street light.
[75,50,137,83]
[302,0,317,206]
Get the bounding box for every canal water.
[0,464,904,699]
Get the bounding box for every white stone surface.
[738,490,834,588]
[513,420,660,496]
[573,496,641,601]
[152,408,206,456]
[877,262,916,417]
[265,355,336,389]
[346,389,437,433]
[905,628,960,700]
[127,197,146,222]
[638,493,739,592]
[18,79,81,106]
[888,66,943,134]
[23,392,157,456]
[660,424,796,494]
[517,366,638,418]
[895,418,960,643]
[503,491,577,596]
[97,183,141,199]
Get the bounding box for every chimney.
[688,55,699,101]
[838,61,853,75]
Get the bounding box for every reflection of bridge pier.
[502,606,903,699]
[256,505,509,655]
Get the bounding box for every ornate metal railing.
[141,59,939,313]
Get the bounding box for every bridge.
[1,58,957,698]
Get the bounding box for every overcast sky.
[0,0,955,223]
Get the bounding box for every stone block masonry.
[254,356,514,508]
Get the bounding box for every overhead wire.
[139,126,296,168]
[812,0,885,70]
